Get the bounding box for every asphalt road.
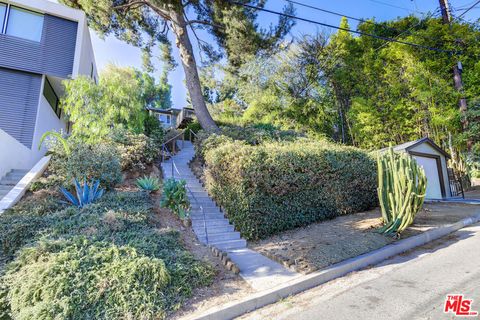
[240,223,480,320]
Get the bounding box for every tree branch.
[113,1,146,10]
[186,19,214,27]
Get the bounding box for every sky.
[87,0,480,109]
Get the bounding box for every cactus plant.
[377,147,427,235]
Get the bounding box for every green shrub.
[161,179,190,219]
[0,214,52,256]
[108,128,159,170]
[0,191,214,319]
[184,121,202,136]
[66,143,122,189]
[194,132,234,159]
[204,139,378,239]
[3,193,65,217]
[194,124,301,159]
[144,114,165,146]
[1,238,171,320]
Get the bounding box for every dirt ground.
[249,202,480,274]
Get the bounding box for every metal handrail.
[160,129,208,244]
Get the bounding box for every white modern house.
[0,0,97,183]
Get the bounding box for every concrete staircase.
[162,141,247,251]
[161,140,301,291]
[0,169,29,200]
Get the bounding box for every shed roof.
[379,137,450,158]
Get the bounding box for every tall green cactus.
[377,147,427,235]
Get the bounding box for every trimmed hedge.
[204,139,377,240]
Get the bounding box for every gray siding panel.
[0,68,41,148]
[0,14,78,78]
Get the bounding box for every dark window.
[43,78,61,118]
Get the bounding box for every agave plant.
[60,178,105,208]
[136,175,161,192]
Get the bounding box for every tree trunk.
[169,9,218,131]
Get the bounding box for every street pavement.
[239,223,480,320]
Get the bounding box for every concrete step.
[191,203,218,210]
[0,179,21,186]
[189,192,210,199]
[5,173,26,179]
[0,189,11,197]
[210,239,247,250]
[193,225,234,234]
[191,212,225,220]
[188,195,213,201]
[163,173,197,179]
[198,231,241,243]
[191,207,222,214]
[192,218,230,228]
[185,184,205,190]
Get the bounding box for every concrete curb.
[0,156,50,214]
[186,212,480,320]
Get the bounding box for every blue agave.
[60,178,105,208]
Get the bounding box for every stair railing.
[160,129,208,244]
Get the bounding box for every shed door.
[413,156,442,199]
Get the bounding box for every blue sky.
[89,0,479,109]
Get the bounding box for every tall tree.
[60,0,294,131]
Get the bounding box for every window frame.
[0,2,7,34]
[159,114,171,125]
[1,3,44,42]
[44,77,61,119]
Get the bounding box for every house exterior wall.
[0,0,96,178]
[0,14,78,78]
[31,76,68,164]
[0,68,42,148]
[0,128,31,178]
[409,143,451,198]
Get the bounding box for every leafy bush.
[0,191,214,319]
[66,143,122,189]
[161,179,190,219]
[136,176,161,192]
[194,124,301,159]
[194,132,234,159]
[0,214,53,256]
[0,238,171,320]
[204,139,378,239]
[144,114,165,146]
[60,178,105,207]
[2,193,65,217]
[108,128,159,170]
[184,121,202,136]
